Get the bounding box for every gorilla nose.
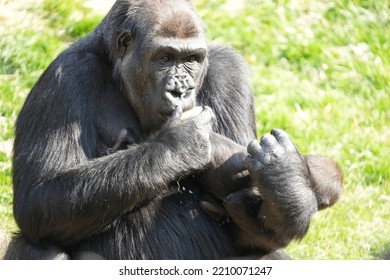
[170,86,187,98]
[174,74,188,80]
[166,75,195,99]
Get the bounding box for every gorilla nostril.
[175,74,187,80]
[170,90,183,98]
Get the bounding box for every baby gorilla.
[108,107,343,257]
[222,129,343,254]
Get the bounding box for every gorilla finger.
[244,155,264,171]
[247,140,274,163]
[247,140,262,157]
[197,106,216,127]
[171,106,183,120]
[271,128,296,152]
[200,106,215,120]
[260,133,285,157]
[260,133,279,152]
[181,106,203,120]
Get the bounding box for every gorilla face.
[148,37,208,127]
[115,1,208,134]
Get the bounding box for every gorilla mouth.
[160,108,184,120]
[161,106,202,121]
[162,113,172,120]
[160,109,177,120]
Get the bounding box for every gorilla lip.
[162,113,172,120]
[161,109,176,120]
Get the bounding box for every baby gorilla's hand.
[244,128,309,193]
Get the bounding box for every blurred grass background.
[0,0,389,259]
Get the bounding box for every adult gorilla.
[5,0,342,260]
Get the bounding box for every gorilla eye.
[186,56,198,64]
[160,56,172,63]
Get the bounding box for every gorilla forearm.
[14,127,210,246]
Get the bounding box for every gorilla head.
[107,0,208,134]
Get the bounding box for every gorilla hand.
[244,128,310,191]
[224,129,317,252]
[156,106,215,174]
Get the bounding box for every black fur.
[5,0,342,260]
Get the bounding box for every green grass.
[0,0,389,259]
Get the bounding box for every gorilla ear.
[117,31,134,58]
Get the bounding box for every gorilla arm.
[12,57,213,247]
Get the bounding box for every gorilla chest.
[95,114,142,155]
